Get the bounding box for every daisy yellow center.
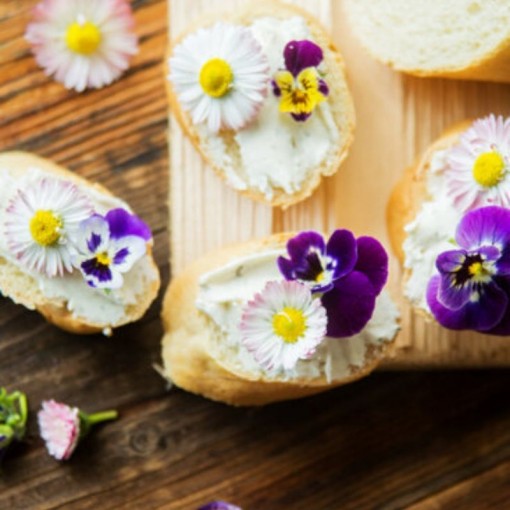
[472,151,505,187]
[272,306,307,344]
[199,58,233,98]
[29,210,62,246]
[96,252,111,266]
[66,21,102,55]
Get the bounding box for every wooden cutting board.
[168,0,510,367]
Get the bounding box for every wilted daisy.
[38,399,117,461]
[4,177,93,277]
[445,114,510,212]
[240,280,327,371]
[75,209,149,289]
[169,22,270,133]
[25,0,138,92]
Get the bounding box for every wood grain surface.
[169,0,510,368]
[0,1,509,509]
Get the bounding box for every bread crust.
[0,151,160,335]
[161,234,396,406]
[166,0,355,209]
[343,1,510,83]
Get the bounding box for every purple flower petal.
[436,249,466,273]
[325,229,357,280]
[496,244,510,275]
[106,208,152,241]
[456,206,510,250]
[321,271,377,338]
[437,272,472,310]
[353,236,388,295]
[287,231,325,262]
[291,112,311,122]
[113,247,130,265]
[318,78,329,96]
[483,277,510,335]
[284,40,323,76]
[198,502,242,510]
[427,275,508,331]
[87,232,102,253]
[81,258,113,284]
[271,79,281,97]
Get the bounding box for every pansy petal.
[427,275,507,331]
[277,256,296,280]
[284,40,323,75]
[496,244,510,275]
[318,78,329,97]
[456,206,510,250]
[483,278,510,335]
[353,236,388,295]
[110,235,147,272]
[325,229,357,280]
[436,249,466,273]
[78,215,110,254]
[437,273,473,310]
[106,208,152,240]
[321,271,377,338]
[478,245,501,263]
[286,231,325,263]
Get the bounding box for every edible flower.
[38,399,118,461]
[198,503,242,510]
[4,176,93,277]
[0,388,28,463]
[279,230,388,337]
[25,0,138,92]
[169,22,270,133]
[240,280,327,371]
[445,114,510,212]
[272,40,329,121]
[75,208,150,289]
[427,206,510,334]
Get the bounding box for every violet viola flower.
[278,230,388,338]
[198,502,242,510]
[427,206,510,334]
[272,40,329,122]
[75,208,151,289]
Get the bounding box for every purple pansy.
[75,209,149,290]
[278,230,388,338]
[198,503,241,510]
[272,40,329,122]
[427,206,510,334]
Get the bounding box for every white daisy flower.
[445,114,510,212]
[169,22,270,133]
[25,0,138,92]
[240,280,327,371]
[4,177,93,277]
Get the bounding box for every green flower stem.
[79,409,118,438]
[87,410,118,426]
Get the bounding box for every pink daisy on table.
[38,400,118,461]
[240,280,327,371]
[445,114,510,212]
[25,0,138,92]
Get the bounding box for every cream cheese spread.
[196,249,399,382]
[403,150,463,311]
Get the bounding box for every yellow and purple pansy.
[75,208,151,290]
[272,40,329,122]
[427,206,510,334]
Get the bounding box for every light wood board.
[168,0,510,367]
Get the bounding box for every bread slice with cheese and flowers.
[161,230,399,406]
[388,114,510,335]
[166,0,355,208]
[0,152,160,335]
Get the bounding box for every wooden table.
[0,1,509,508]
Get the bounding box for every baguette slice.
[343,0,510,83]
[0,152,160,335]
[166,1,355,208]
[161,234,399,406]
